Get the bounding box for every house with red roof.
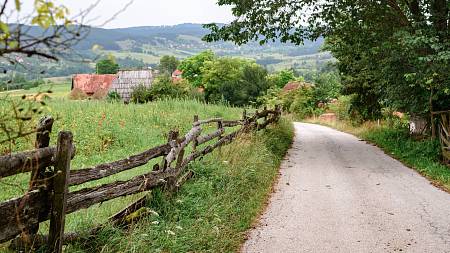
[172,69,183,82]
[72,74,117,97]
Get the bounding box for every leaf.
[14,0,21,11]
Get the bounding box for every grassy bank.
[0,99,293,252]
[307,119,450,192]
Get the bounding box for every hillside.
[0,24,332,79]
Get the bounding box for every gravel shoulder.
[242,123,450,253]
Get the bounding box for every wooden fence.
[435,111,450,164]
[0,106,281,252]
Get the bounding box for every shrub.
[107,91,122,102]
[149,75,187,100]
[131,76,190,104]
[328,95,353,121]
[130,85,152,103]
[68,88,88,100]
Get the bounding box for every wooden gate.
[437,111,450,164]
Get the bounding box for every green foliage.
[130,85,152,104]
[202,57,269,106]
[205,0,450,120]
[131,76,192,103]
[312,70,342,103]
[328,95,353,121]
[178,50,215,87]
[96,58,119,74]
[179,51,270,106]
[159,55,179,74]
[106,91,121,102]
[260,69,342,119]
[267,70,296,88]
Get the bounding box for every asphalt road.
[242,123,450,253]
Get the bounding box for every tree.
[201,57,269,105]
[204,0,450,121]
[178,50,215,87]
[159,55,179,74]
[96,58,119,74]
[267,70,296,88]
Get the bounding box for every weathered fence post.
[30,116,54,188]
[217,120,223,139]
[161,130,179,171]
[19,117,55,250]
[192,115,199,153]
[48,131,73,253]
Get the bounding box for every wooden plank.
[439,130,450,147]
[181,129,242,171]
[0,147,56,179]
[0,190,50,244]
[194,118,223,126]
[48,131,73,253]
[69,143,171,186]
[222,120,242,127]
[442,149,450,160]
[197,128,225,146]
[108,195,149,226]
[66,170,175,214]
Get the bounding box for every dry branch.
[194,118,223,126]
[222,120,243,128]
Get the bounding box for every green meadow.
[0,96,293,252]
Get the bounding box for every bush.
[328,95,353,121]
[130,85,152,103]
[131,76,191,104]
[107,91,122,102]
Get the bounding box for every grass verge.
[306,119,450,192]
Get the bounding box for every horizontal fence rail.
[0,106,282,252]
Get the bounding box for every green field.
[0,82,71,99]
[0,98,293,252]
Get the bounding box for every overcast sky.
[58,0,235,28]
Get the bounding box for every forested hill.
[1,23,331,78]
[77,23,324,56]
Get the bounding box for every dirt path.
[242,123,450,253]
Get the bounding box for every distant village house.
[110,69,155,102]
[172,69,183,82]
[71,74,117,96]
[71,69,156,102]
